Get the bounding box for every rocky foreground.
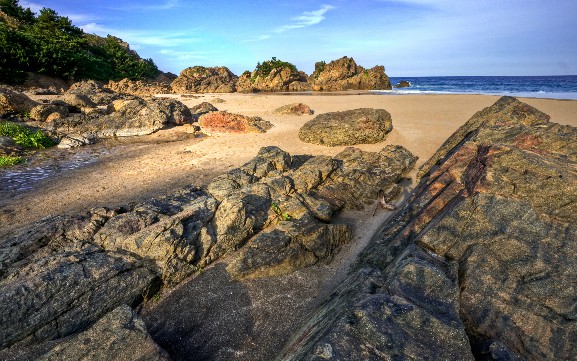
[0,96,576,360]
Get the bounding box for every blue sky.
[20,0,577,76]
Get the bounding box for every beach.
[2,93,576,236]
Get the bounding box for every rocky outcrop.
[280,97,577,360]
[309,56,392,91]
[299,108,393,146]
[40,96,194,137]
[0,87,38,117]
[236,67,310,93]
[38,305,171,360]
[273,103,314,116]
[105,78,173,97]
[198,111,273,133]
[171,66,237,93]
[0,143,416,355]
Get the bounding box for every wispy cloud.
[275,5,335,33]
[243,35,271,42]
[109,0,179,11]
[159,49,208,61]
[80,23,202,48]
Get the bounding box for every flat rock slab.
[273,103,314,115]
[299,108,393,146]
[199,111,273,133]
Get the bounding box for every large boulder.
[171,66,237,93]
[236,66,310,93]
[309,56,392,91]
[299,108,393,146]
[198,111,273,133]
[0,87,39,117]
[105,78,173,97]
[280,97,577,360]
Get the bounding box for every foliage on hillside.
[0,0,159,84]
[254,57,297,78]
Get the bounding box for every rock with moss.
[309,56,392,91]
[171,66,238,93]
[299,108,393,146]
[236,58,310,93]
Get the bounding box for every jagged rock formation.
[308,56,392,91]
[299,108,393,146]
[0,144,416,357]
[280,97,577,360]
[273,103,314,116]
[171,66,238,93]
[198,111,273,133]
[105,78,173,97]
[236,67,310,93]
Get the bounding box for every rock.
[207,145,415,279]
[280,97,577,361]
[273,103,314,116]
[66,80,118,106]
[299,108,393,146]
[0,214,160,349]
[36,305,171,361]
[190,101,218,116]
[45,96,193,137]
[154,72,178,85]
[22,73,70,91]
[211,98,226,104]
[57,133,95,148]
[0,87,39,117]
[236,66,309,93]
[105,78,173,97]
[308,56,392,91]
[393,80,411,88]
[199,111,273,133]
[29,104,69,122]
[53,93,97,112]
[171,66,238,93]
[0,135,23,156]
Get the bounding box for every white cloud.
[109,0,179,11]
[275,5,335,33]
[80,23,202,48]
[19,1,43,13]
[243,35,271,42]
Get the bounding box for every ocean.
[382,75,577,100]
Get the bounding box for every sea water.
[381,75,577,100]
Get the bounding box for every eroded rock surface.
[299,108,393,146]
[280,97,577,361]
[309,57,392,91]
[171,66,238,93]
[106,78,173,97]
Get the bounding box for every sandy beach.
[1,93,576,237]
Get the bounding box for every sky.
[19,0,577,76]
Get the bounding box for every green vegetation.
[253,57,297,78]
[314,61,326,77]
[0,0,159,84]
[271,202,292,222]
[0,121,55,148]
[0,155,23,166]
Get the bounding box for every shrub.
[0,121,56,148]
[254,57,297,78]
[0,155,23,167]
